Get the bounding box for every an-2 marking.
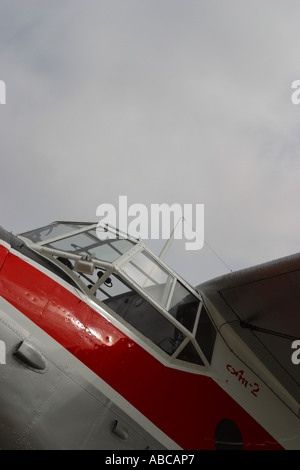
[226,364,260,397]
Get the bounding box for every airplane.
[0,220,299,450]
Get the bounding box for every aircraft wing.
[198,253,300,412]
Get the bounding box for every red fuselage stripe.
[0,248,283,449]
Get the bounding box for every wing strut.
[240,321,298,341]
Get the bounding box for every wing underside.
[198,253,300,411]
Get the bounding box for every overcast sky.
[1,0,300,285]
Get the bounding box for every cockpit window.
[121,250,174,307]
[195,306,217,364]
[95,272,185,356]
[19,221,215,370]
[48,229,134,263]
[121,250,200,333]
[169,281,199,332]
[20,222,89,243]
[177,342,205,366]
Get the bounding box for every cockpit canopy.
[20,221,216,370]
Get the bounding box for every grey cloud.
[1,1,300,284]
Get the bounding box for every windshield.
[20,222,135,264]
[20,221,216,368]
[121,249,200,333]
[48,230,134,263]
[20,222,90,243]
[121,249,174,307]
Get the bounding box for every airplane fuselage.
[0,223,298,449]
